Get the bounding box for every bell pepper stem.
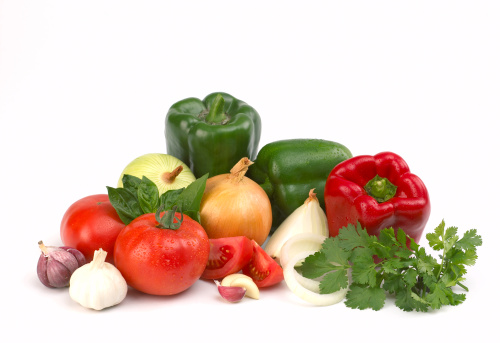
[364,175,397,203]
[206,94,227,124]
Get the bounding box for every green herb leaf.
[159,188,184,210]
[382,274,405,293]
[300,251,337,279]
[416,250,438,274]
[174,173,208,223]
[351,254,378,287]
[426,219,446,251]
[455,229,482,251]
[106,186,142,225]
[322,237,351,266]
[107,173,208,225]
[137,176,160,214]
[425,281,452,309]
[345,285,386,311]
[338,222,377,251]
[395,288,428,312]
[121,174,142,191]
[402,268,418,288]
[319,270,349,294]
[300,220,482,312]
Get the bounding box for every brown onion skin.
[200,174,272,246]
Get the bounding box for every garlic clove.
[220,273,253,286]
[214,280,246,303]
[220,274,260,300]
[46,257,77,288]
[61,246,87,265]
[229,277,260,300]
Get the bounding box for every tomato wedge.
[242,240,284,288]
[201,236,254,280]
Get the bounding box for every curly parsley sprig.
[298,220,482,312]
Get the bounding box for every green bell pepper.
[165,92,261,178]
[247,139,352,231]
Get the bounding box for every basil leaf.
[160,188,184,210]
[122,174,142,192]
[175,173,208,222]
[106,186,143,225]
[137,176,160,214]
[183,210,201,223]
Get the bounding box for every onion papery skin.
[200,174,272,246]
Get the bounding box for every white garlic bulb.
[69,248,127,310]
[264,189,329,264]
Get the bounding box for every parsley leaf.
[345,285,386,311]
[300,220,482,312]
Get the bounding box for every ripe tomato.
[201,236,253,280]
[242,240,284,288]
[113,211,210,296]
[60,194,125,264]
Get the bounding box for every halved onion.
[280,232,327,268]
[281,233,348,306]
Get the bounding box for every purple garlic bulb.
[37,241,86,288]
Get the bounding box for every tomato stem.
[156,205,183,230]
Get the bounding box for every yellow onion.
[200,157,272,246]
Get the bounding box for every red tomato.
[113,212,210,296]
[242,240,284,288]
[201,236,253,280]
[60,194,125,264]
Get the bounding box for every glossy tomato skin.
[242,240,284,288]
[201,236,253,280]
[60,194,125,264]
[113,212,210,296]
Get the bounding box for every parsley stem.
[457,282,469,292]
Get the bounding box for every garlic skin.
[221,274,260,300]
[214,280,246,303]
[264,189,329,264]
[69,248,127,310]
[37,241,86,288]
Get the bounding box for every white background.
[1,0,498,341]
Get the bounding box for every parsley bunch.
[298,220,482,312]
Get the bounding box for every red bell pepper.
[324,152,430,244]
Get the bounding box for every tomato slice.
[201,236,254,280]
[242,240,284,288]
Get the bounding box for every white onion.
[281,232,348,306]
[264,189,328,262]
[283,251,348,306]
[279,232,327,268]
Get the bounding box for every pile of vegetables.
[37,91,482,312]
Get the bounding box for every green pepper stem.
[206,94,227,124]
[364,175,397,203]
